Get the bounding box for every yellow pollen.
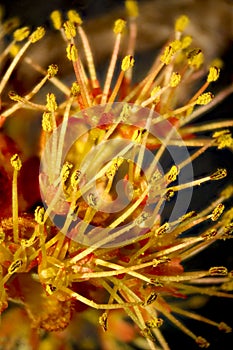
[125,0,139,17]
[187,49,204,69]
[121,55,135,71]
[9,44,20,57]
[13,27,30,41]
[196,92,213,105]
[71,169,82,188]
[113,19,126,34]
[61,162,73,182]
[181,35,193,49]
[67,10,83,25]
[213,130,233,149]
[99,312,108,331]
[209,266,228,276]
[66,43,78,61]
[210,168,227,180]
[35,206,45,225]
[42,112,53,132]
[71,82,81,96]
[175,15,189,32]
[10,154,22,171]
[47,64,58,78]
[29,26,45,43]
[50,10,62,30]
[63,20,76,40]
[211,203,225,221]
[8,91,23,102]
[160,45,175,65]
[155,223,169,236]
[207,66,220,83]
[170,40,182,52]
[8,259,23,275]
[166,165,179,182]
[46,93,57,112]
[146,318,163,329]
[170,72,181,87]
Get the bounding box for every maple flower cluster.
[0,1,233,349]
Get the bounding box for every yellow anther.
[180,211,197,222]
[71,169,82,188]
[10,154,22,171]
[170,72,181,87]
[196,92,213,105]
[175,15,189,32]
[47,64,58,78]
[46,93,57,112]
[67,10,83,25]
[210,168,227,180]
[181,35,193,49]
[50,10,62,30]
[99,312,108,331]
[165,189,175,201]
[9,44,20,57]
[13,27,30,41]
[213,130,230,139]
[170,40,182,52]
[211,203,225,221]
[155,223,169,236]
[45,284,55,295]
[132,129,142,143]
[35,206,45,224]
[61,162,73,182]
[150,86,161,103]
[213,130,233,149]
[166,165,179,182]
[145,318,163,329]
[218,322,232,333]
[207,66,220,83]
[8,91,23,102]
[121,55,135,71]
[63,20,76,40]
[42,112,53,132]
[187,49,204,69]
[209,266,228,276]
[106,158,124,179]
[66,43,78,61]
[29,26,45,43]
[113,19,126,34]
[151,86,161,97]
[201,229,217,240]
[125,0,139,17]
[71,82,81,96]
[195,337,210,348]
[8,259,23,275]
[145,292,157,305]
[223,223,233,239]
[160,45,175,65]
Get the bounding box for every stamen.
[101,19,126,104]
[10,154,22,243]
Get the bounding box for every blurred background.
[0,0,233,349]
